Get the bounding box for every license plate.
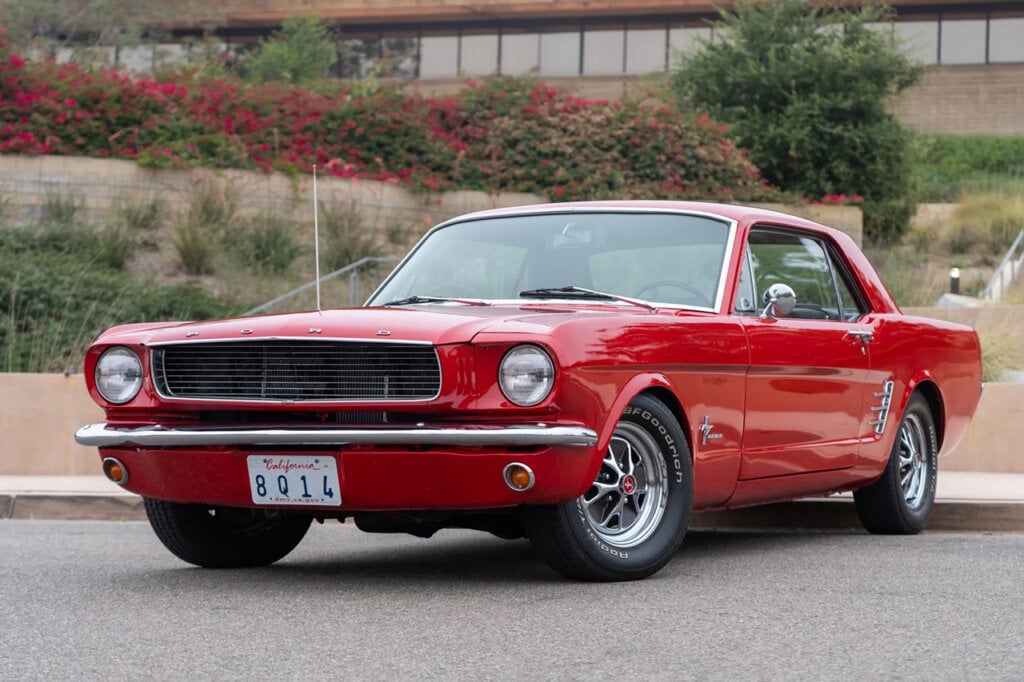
[246,455,341,506]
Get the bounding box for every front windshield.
[368,211,734,310]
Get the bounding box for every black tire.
[144,498,312,568]
[854,393,938,534]
[523,394,693,581]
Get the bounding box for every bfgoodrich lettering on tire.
[854,393,938,534]
[523,394,693,581]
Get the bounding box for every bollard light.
[949,267,961,295]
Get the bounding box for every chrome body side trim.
[868,379,895,434]
[75,422,599,448]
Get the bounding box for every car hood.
[95,304,663,347]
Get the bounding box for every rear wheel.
[144,498,311,568]
[523,394,693,581]
[854,393,938,534]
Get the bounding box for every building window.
[989,18,1024,63]
[419,35,459,78]
[893,21,939,64]
[539,30,581,76]
[461,33,499,76]
[501,32,540,75]
[669,26,712,65]
[940,19,987,64]
[583,29,624,75]
[626,27,667,74]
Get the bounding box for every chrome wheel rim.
[580,421,668,548]
[897,413,930,510]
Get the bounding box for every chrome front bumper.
[75,422,599,448]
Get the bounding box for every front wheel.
[144,498,312,568]
[523,394,693,581]
[854,393,938,534]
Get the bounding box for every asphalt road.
[1,521,1022,680]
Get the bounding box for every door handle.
[845,329,873,345]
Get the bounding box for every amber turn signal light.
[102,457,129,485]
[502,462,535,492]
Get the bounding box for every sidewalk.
[2,471,1022,531]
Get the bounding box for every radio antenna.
[312,164,321,313]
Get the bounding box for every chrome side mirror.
[761,283,796,319]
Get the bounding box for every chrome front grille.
[152,341,441,402]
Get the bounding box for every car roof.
[441,200,837,236]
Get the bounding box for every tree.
[670,0,925,243]
[243,16,337,86]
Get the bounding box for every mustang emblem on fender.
[699,416,723,446]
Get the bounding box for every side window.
[831,253,866,321]
[733,249,757,313]
[747,228,863,321]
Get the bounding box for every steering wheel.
[635,280,712,307]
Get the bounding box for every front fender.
[595,373,679,453]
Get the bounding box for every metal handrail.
[982,229,1024,301]
[243,256,400,315]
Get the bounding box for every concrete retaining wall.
[1,372,1016,476]
[0,155,863,244]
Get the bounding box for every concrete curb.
[0,494,146,521]
[691,498,1024,533]
[2,492,1022,532]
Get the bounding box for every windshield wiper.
[518,286,656,311]
[382,295,489,307]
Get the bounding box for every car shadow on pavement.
[125,527,862,588]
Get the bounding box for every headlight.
[95,347,143,404]
[498,345,554,406]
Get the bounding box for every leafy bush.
[0,244,239,373]
[3,201,141,270]
[440,77,771,200]
[0,36,770,203]
[92,223,139,270]
[243,16,337,86]
[947,194,1024,256]
[669,0,923,243]
[319,201,383,271]
[173,221,217,275]
[227,213,303,275]
[111,196,166,232]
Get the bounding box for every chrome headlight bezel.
[94,346,143,405]
[498,344,555,407]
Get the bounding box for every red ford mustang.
[76,201,982,580]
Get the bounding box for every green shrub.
[243,16,337,86]
[319,201,382,271]
[170,181,242,275]
[228,213,303,274]
[111,196,167,232]
[173,221,217,275]
[38,191,86,231]
[948,194,1024,256]
[13,192,141,269]
[0,246,239,373]
[92,223,139,270]
[914,134,1024,201]
[669,0,923,243]
[445,77,769,201]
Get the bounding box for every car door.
[735,226,875,479]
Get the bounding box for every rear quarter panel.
[864,313,982,467]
